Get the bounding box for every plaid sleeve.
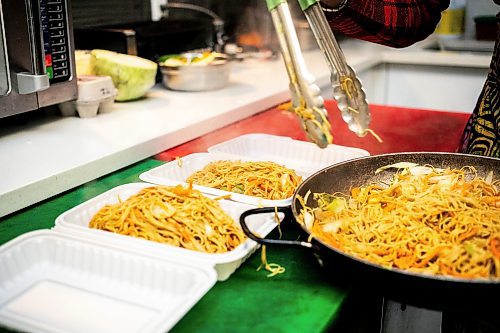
[323,0,450,48]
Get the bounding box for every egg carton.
[59,75,117,118]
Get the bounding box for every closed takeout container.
[0,229,216,333]
[139,133,370,206]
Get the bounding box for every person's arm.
[320,0,450,48]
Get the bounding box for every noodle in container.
[88,184,246,254]
[139,152,310,207]
[55,182,281,281]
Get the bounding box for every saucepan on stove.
[240,152,500,313]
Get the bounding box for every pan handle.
[239,206,313,249]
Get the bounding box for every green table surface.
[0,158,348,333]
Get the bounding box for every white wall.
[356,63,488,113]
[384,64,487,113]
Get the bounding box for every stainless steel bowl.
[159,53,231,91]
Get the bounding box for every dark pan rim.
[292,152,500,285]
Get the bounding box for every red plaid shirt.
[323,0,450,48]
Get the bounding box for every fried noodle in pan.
[89,184,246,253]
[298,164,500,280]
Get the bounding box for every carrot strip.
[457,227,477,243]
[490,237,500,258]
[414,246,447,268]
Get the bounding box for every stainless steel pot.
[159,53,231,91]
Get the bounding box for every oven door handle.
[15,0,49,94]
[0,0,12,96]
[15,72,49,94]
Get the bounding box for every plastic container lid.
[0,229,216,333]
[207,133,369,173]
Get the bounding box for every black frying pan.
[240,152,500,313]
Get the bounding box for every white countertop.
[0,37,492,218]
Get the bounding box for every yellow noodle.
[298,165,500,280]
[291,102,334,145]
[186,160,302,200]
[278,100,333,145]
[89,184,246,253]
[361,128,383,143]
[257,245,286,278]
[340,75,356,100]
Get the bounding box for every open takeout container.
[54,182,280,281]
[140,133,370,206]
[0,182,281,333]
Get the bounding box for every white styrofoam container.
[0,230,216,333]
[55,182,281,281]
[139,153,308,207]
[139,134,370,207]
[207,133,370,173]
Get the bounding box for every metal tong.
[267,0,333,148]
[299,0,371,136]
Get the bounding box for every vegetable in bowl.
[158,51,227,66]
[158,50,231,91]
